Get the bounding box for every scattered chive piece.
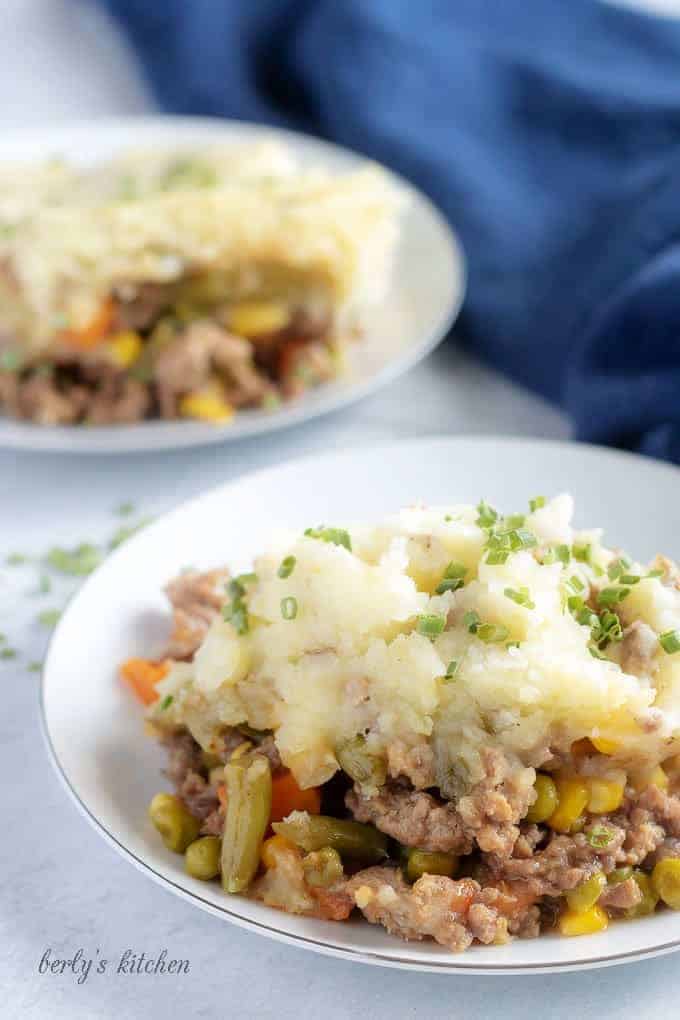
[278,556,296,579]
[506,640,521,649]
[502,514,526,530]
[476,623,510,643]
[647,569,664,579]
[160,695,174,710]
[34,574,51,595]
[504,586,535,610]
[416,613,446,639]
[46,543,102,576]
[38,609,61,628]
[597,586,631,608]
[529,496,546,512]
[618,574,641,586]
[586,825,614,849]
[281,596,298,621]
[572,543,593,564]
[476,500,498,530]
[555,544,571,565]
[116,501,136,517]
[435,562,467,595]
[0,648,17,660]
[485,549,509,565]
[566,575,585,593]
[444,660,459,679]
[27,661,42,673]
[607,556,632,581]
[5,553,27,566]
[463,610,481,633]
[109,517,152,550]
[660,630,680,654]
[304,526,352,552]
[444,514,453,523]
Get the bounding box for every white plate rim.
[39,435,680,974]
[0,115,465,454]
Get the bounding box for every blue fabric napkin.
[100,0,680,461]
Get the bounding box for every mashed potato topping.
[154,495,680,794]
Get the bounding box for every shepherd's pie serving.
[0,141,401,425]
[122,495,680,950]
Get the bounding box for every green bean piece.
[148,793,201,853]
[273,812,389,863]
[608,866,633,885]
[302,847,344,888]
[185,836,222,880]
[221,754,272,893]
[336,736,387,787]
[404,849,458,884]
[625,871,659,918]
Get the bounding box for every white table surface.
[1,2,678,1018]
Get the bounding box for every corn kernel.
[590,736,621,755]
[566,872,607,913]
[631,764,668,793]
[548,777,589,833]
[228,300,290,338]
[108,330,142,368]
[587,778,624,814]
[559,904,609,937]
[179,393,234,423]
[652,858,680,910]
[526,774,558,824]
[260,834,294,870]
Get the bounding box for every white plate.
[0,116,463,453]
[41,436,680,974]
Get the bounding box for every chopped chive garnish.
[27,661,42,673]
[476,500,498,530]
[304,526,352,552]
[435,562,467,595]
[116,501,136,517]
[38,609,61,629]
[416,613,446,638]
[463,610,481,633]
[5,553,27,566]
[278,556,296,579]
[47,543,102,576]
[160,695,174,710]
[109,517,152,550]
[502,514,526,530]
[586,825,614,849]
[0,648,17,660]
[485,549,509,565]
[607,556,632,580]
[618,574,641,586]
[444,660,459,679]
[555,544,571,565]
[444,514,453,522]
[504,586,535,609]
[572,543,593,564]
[506,640,521,649]
[597,586,631,608]
[529,496,546,512]
[34,574,51,595]
[281,596,298,621]
[647,569,664,579]
[660,630,680,654]
[566,575,585,593]
[476,623,510,643]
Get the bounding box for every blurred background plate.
[42,436,680,974]
[0,115,464,453]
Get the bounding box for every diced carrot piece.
[270,770,321,823]
[60,297,115,350]
[217,784,227,809]
[119,657,168,706]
